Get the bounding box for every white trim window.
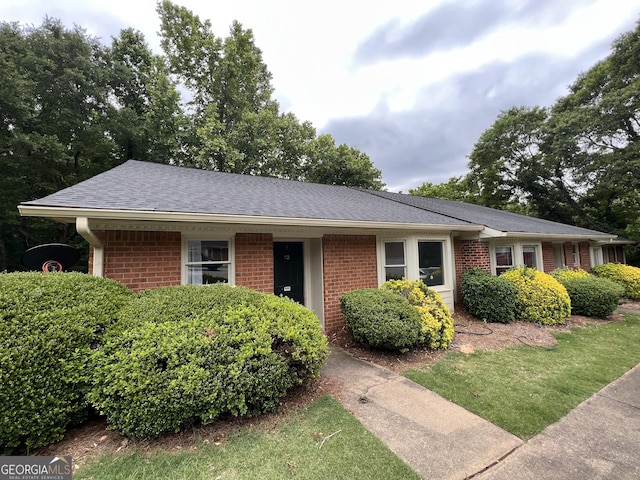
[186,239,231,285]
[522,245,539,269]
[418,241,445,286]
[495,246,514,275]
[383,241,406,281]
[491,241,543,275]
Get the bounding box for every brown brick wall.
[453,238,491,304]
[542,242,555,272]
[579,242,591,270]
[101,230,182,292]
[235,233,274,293]
[322,235,378,333]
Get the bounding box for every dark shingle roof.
[21,160,470,226]
[365,190,609,237]
[21,160,614,238]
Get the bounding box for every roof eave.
[18,205,484,232]
[479,228,616,241]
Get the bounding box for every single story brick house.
[19,160,628,332]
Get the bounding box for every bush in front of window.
[340,288,423,352]
[549,267,591,283]
[501,267,571,325]
[381,279,454,349]
[592,263,640,299]
[88,285,328,439]
[558,276,624,318]
[460,267,517,323]
[0,272,132,454]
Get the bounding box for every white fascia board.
[18,205,484,233]
[501,231,616,241]
[477,226,616,241]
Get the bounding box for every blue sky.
[2,0,639,191]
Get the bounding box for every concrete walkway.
[321,347,523,480]
[321,346,640,480]
[477,364,640,479]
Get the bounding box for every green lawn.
[74,396,420,480]
[406,313,640,439]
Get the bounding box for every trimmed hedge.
[381,279,454,349]
[0,272,132,453]
[88,285,328,438]
[340,288,422,351]
[560,276,624,318]
[592,263,640,299]
[460,267,517,323]
[549,267,591,283]
[501,267,571,325]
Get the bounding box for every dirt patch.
[327,307,625,374]
[34,376,343,471]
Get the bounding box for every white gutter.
[19,205,484,233]
[479,228,615,241]
[76,217,104,277]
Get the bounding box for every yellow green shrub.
[592,263,640,299]
[549,267,591,283]
[501,267,571,325]
[381,279,454,349]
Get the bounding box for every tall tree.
[0,19,117,271]
[157,0,383,188]
[459,21,640,245]
[109,28,185,163]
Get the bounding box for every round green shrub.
[0,272,132,453]
[592,263,640,299]
[381,279,454,349]
[88,285,328,438]
[560,276,624,318]
[340,288,422,351]
[460,267,517,323]
[501,267,571,325]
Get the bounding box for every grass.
[406,313,640,439]
[74,396,420,480]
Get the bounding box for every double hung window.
[383,241,406,281]
[186,240,230,284]
[495,246,514,275]
[522,245,538,269]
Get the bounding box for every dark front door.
[273,242,304,304]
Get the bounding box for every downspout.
[76,217,104,277]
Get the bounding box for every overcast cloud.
[1,0,639,192]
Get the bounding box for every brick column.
[234,233,274,294]
[322,235,378,333]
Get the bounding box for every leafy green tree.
[157,0,383,188]
[305,135,384,189]
[409,176,477,203]
[466,22,640,239]
[0,19,117,271]
[109,28,186,163]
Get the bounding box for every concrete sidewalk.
[321,347,523,480]
[478,363,640,479]
[322,346,640,480]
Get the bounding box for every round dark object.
[20,243,80,272]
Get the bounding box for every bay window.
[418,241,444,286]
